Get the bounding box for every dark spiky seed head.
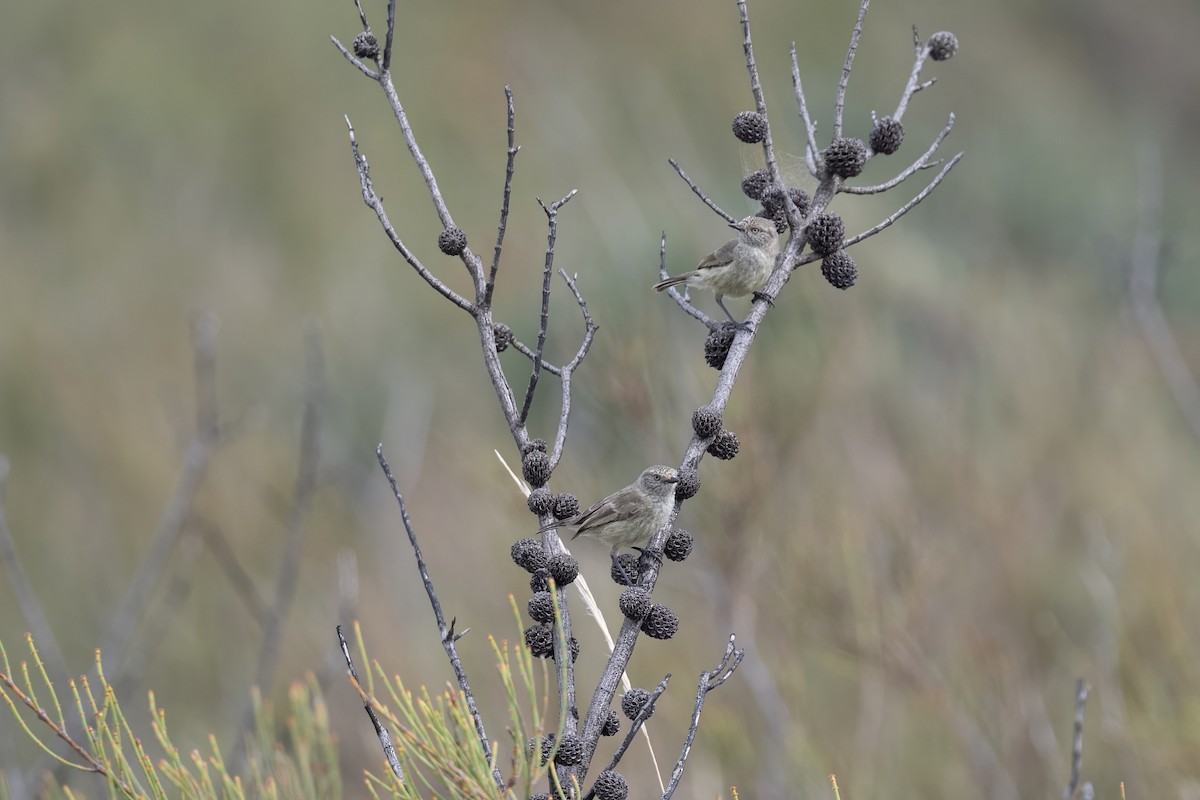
[523,624,554,658]
[805,212,845,257]
[523,438,548,455]
[618,586,652,621]
[822,250,858,290]
[553,734,583,766]
[493,323,513,352]
[526,733,554,765]
[664,529,694,561]
[692,406,723,439]
[610,553,640,586]
[522,450,551,488]
[527,591,555,624]
[527,487,554,516]
[528,794,549,800]
[704,326,735,370]
[707,430,740,460]
[824,137,868,178]
[553,493,579,520]
[757,207,788,235]
[437,226,467,256]
[789,187,812,217]
[675,468,701,500]
[593,770,629,800]
[511,539,548,573]
[529,568,551,593]
[732,111,769,144]
[552,635,580,664]
[870,117,905,155]
[641,604,680,640]
[601,709,621,736]
[741,169,771,200]
[352,31,380,60]
[928,31,958,61]
[547,553,579,586]
[760,187,787,214]
[621,688,653,720]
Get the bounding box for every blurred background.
[3,0,1200,796]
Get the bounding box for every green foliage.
[0,604,574,799]
[0,633,337,799]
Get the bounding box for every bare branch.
[843,113,955,195]
[345,117,476,314]
[197,519,267,625]
[520,190,578,424]
[789,43,820,174]
[548,270,598,473]
[662,635,745,799]
[381,0,397,72]
[735,0,784,187]
[376,445,504,791]
[803,151,963,258]
[330,35,380,80]
[655,232,722,329]
[667,159,735,224]
[892,25,933,121]
[337,625,403,781]
[485,86,520,309]
[832,0,871,139]
[583,675,672,800]
[1063,679,1091,800]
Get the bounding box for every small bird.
[541,466,680,555]
[653,216,781,327]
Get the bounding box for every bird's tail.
[653,274,691,292]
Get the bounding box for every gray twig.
[832,0,871,140]
[736,0,783,188]
[485,86,520,309]
[892,25,933,122]
[376,445,504,791]
[344,118,476,314]
[582,675,672,800]
[843,113,955,195]
[548,270,598,473]
[789,43,820,175]
[1063,679,1090,800]
[667,159,735,224]
[662,635,744,799]
[521,190,578,424]
[337,624,404,781]
[655,231,721,329]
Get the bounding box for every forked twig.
[663,635,745,798]
[375,445,503,790]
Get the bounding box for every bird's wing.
[695,239,738,271]
[536,491,624,534]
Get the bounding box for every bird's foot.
[752,291,775,307]
[632,546,664,574]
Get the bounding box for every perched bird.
[541,466,679,555]
[653,216,781,326]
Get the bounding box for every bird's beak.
[666,475,680,483]
[728,221,744,231]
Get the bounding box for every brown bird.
[540,466,679,555]
[653,216,780,326]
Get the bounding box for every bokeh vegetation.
[2,0,1200,796]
